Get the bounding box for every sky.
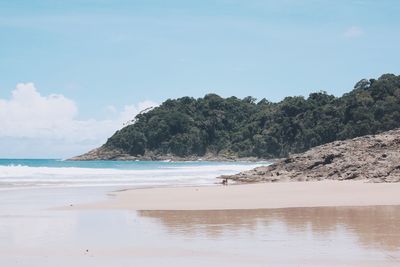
[0,0,399,158]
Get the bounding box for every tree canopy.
[105,74,400,158]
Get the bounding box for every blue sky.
[0,0,399,157]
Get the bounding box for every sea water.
[0,159,265,189]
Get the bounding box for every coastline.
[69,180,400,211]
[67,146,270,162]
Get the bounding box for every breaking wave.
[0,162,265,189]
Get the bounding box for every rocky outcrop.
[220,129,400,183]
[68,146,260,162]
[68,146,134,161]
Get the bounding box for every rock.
[68,146,132,161]
[220,129,400,183]
[68,146,261,162]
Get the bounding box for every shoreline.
[68,155,270,163]
[68,180,400,211]
[67,146,273,162]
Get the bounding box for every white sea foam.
[0,163,265,189]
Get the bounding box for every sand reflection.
[139,206,400,251]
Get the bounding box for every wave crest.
[0,163,263,189]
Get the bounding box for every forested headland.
[74,74,400,160]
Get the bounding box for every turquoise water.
[0,159,265,189]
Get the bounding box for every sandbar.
[71,180,400,210]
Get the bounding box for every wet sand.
[1,187,400,266]
[1,186,399,267]
[139,206,400,251]
[74,180,400,210]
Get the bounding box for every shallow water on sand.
[0,188,399,267]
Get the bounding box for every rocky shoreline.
[220,129,400,183]
[69,129,400,183]
[68,146,262,162]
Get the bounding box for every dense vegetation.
[105,74,400,158]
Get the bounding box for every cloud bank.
[0,83,157,158]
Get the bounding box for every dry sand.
[72,180,400,210]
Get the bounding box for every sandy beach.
[73,180,400,211]
[1,181,399,267]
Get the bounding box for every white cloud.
[0,83,157,158]
[343,26,364,38]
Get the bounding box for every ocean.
[0,159,265,190]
